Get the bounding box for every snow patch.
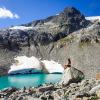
[9,26,33,30]
[56,13,59,15]
[8,56,42,74]
[8,56,64,74]
[85,16,100,21]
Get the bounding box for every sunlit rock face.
[8,56,64,74]
[60,67,84,85]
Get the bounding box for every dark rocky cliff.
[0,7,100,77]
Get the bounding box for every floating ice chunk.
[8,56,64,74]
[8,56,42,74]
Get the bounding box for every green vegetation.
[59,35,75,44]
[79,40,91,48]
[91,95,98,100]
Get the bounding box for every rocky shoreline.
[0,79,100,100]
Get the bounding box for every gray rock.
[0,79,100,100]
[37,85,55,92]
[89,84,100,94]
[60,67,84,85]
[69,83,78,88]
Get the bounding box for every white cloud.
[0,7,19,19]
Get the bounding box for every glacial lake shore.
[0,78,100,100]
[0,73,62,90]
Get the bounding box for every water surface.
[0,74,62,90]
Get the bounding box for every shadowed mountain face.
[0,7,88,49]
[0,7,100,77]
[24,7,87,36]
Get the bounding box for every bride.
[60,58,84,85]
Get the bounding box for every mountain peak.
[63,7,80,14]
[0,7,89,47]
[23,7,85,26]
[59,6,85,20]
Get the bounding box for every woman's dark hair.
[68,58,71,64]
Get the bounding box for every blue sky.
[0,0,100,28]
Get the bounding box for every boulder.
[37,85,55,92]
[60,67,84,85]
[89,84,100,94]
[96,90,100,98]
[0,87,17,97]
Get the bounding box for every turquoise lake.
[0,74,62,90]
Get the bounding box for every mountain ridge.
[0,7,100,78]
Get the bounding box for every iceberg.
[41,60,64,73]
[8,56,64,75]
[8,56,42,74]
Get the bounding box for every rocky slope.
[0,79,100,100]
[0,7,100,77]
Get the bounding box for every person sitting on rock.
[64,58,71,69]
[60,58,84,85]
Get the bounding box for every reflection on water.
[0,74,62,90]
